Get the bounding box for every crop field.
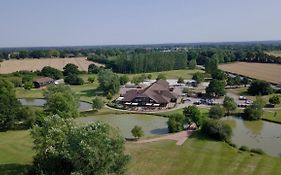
[219,62,281,84]
[266,51,281,57]
[0,57,102,74]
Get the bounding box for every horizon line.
[1,39,281,50]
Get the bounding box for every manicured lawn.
[262,109,281,123]
[126,132,281,175]
[1,130,281,175]
[0,131,34,175]
[121,69,204,80]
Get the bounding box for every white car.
[239,96,247,100]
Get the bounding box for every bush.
[201,119,232,142]
[64,74,84,85]
[92,97,104,110]
[119,75,129,85]
[239,145,250,152]
[87,76,95,83]
[131,125,144,138]
[269,95,280,106]
[167,114,185,133]
[24,81,33,90]
[177,77,184,84]
[156,73,166,80]
[208,105,225,119]
[192,72,204,84]
[250,148,265,155]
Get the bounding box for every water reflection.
[18,98,93,112]
[223,116,281,157]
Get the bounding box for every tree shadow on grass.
[0,164,31,175]
[150,128,169,135]
[80,88,105,98]
[189,130,212,141]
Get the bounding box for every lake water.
[223,116,281,157]
[18,98,93,112]
[79,114,169,138]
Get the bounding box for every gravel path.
[137,130,194,145]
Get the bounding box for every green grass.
[126,132,281,175]
[121,69,204,80]
[262,109,281,123]
[1,130,281,175]
[0,131,34,175]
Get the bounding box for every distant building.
[121,80,180,107]
[33,77,55,88]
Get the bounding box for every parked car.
[239,96,247,100]
[194,101,202,105]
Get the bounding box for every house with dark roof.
[121,80,180,107]
[33,77,55,88]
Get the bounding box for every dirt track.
[219,62,281,84]
[0,57,103,74]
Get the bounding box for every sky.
[0,0,281,48]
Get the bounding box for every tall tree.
[44,85,79,118]
[98,69,120,94]
[206,80,226,97]
[0,79,21,131]
[31,115,129,175]
[63,63,79,76]
[183,106,203,128]
[223,96,237,114]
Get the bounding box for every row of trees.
[105,52,187,73]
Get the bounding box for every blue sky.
[0,0,281,47]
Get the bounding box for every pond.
[79,114,169,138]
[223,116,281,157]
[18,98,93,112]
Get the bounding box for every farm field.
[1,130,281,175]
[219,62,281,84]
[0,57,102,74]
[266,51,281,57]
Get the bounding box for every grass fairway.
[126,132,281,175]
[122,69,204,80]
[1,130,281,175]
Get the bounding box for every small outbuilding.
[33,77,55,88]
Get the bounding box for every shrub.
[64,74,84,85]
[201,119,232,142]
[167,114,185,133]
[208,105,225,119]
[119,75,129,85]
[92,97,104,110]
[250,148,265,155]
[131,125,144,138]
[269,95,280,106]
[87,76,95,83]
[24,81,33,90]
[88,64,100,74]
[177,77,184,84]
[239,145,250,152]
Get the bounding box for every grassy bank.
[126,132,281,175]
